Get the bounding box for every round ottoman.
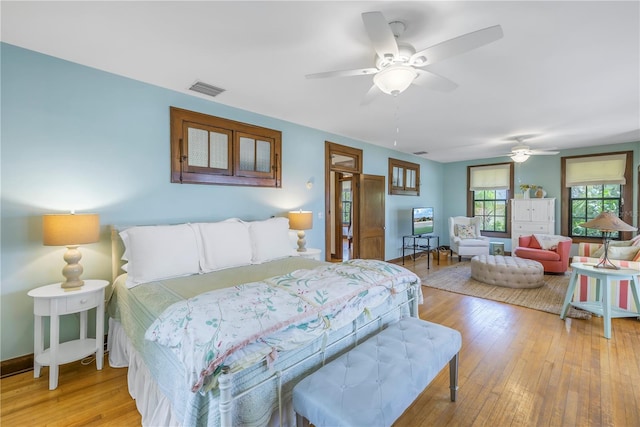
[471,255,544,288]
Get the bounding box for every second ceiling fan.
[503,135,560,163]
[306,11,504,102]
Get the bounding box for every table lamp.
[288,210,313,252]
[580,212,637,269]
[43,213,100,290]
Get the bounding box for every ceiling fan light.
[511,152,530,163]
[373,65,417,95]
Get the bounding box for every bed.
[106,217,422,426]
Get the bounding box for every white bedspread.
[145,259,420,393]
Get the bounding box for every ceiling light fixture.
[510,152,530,163]
[373,64,418,95]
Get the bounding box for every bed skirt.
[108,317,182,426]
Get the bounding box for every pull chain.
[393,96,400,147]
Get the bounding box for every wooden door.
[358,174,385,260]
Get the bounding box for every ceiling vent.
[413,151,428,155]
[189,81,226,98]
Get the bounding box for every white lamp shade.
[288,211,313,230]
[373,65,418,95]
[43,213,100,246]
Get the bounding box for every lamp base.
[593,258,620,270]
[593,238,620,270]
[296,230,307,252]
[61,246,85,290]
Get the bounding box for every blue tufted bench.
[292,316,462,427]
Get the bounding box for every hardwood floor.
[2,256,639,426]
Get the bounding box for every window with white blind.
[467,163,514,235]
[170,107,281,187]
[561,151,633,241]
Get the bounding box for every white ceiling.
[2,1,639,163]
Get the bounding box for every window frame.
[170,107,282,187]
[466,162,514,238]
[388,158,420,196]
[561,151,633,243]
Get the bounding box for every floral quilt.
[144,259,420,393]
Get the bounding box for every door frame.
[325,142,363,261]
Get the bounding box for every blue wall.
[0,43,443,360]
[2,43,637,361]
[442,143,640,251]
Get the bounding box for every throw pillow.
[592,245,640,260]
[631,234,640,247]
[528,235,542,249]
[607,245,640,261]
[592,241,635,258]
[533,234,566,251]
[456,224,476,239]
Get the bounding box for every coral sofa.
[571,241,640,313]
[513,234,572,273]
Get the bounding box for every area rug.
[422,263,591,319]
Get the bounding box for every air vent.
[413,151,428,155]
[189,81,226,98]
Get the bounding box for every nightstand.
[28,279,109,390]
[296,248,322,261]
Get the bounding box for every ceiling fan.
[504,136,560,163]
[305,11,503,102]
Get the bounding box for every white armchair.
[449,216,491,261]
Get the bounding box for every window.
[467,163,513,236]
[569,185,621,238]
[341,180,352,224]
[473,190,508,232]
[388,158,420,196]
[561,151,633,242]
[170,107,281,187]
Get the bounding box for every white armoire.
[510,198,556,251]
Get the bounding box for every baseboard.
[0,354,33,378]
[1,334,109,379]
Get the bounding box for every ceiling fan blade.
[362,11,399,59]
[413,69,458,92]
[529,150,560,155]
[410,25,503,66]
[305,68,378,79]
[361,84,382,105]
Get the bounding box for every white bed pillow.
[120,224,201,288]
[249,217,294,263]
[196,219,252,272]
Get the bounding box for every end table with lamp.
[560,263,639,339]
[32,212,106,389]
[560,212,639,339]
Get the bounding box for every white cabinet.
[511,198,555,251]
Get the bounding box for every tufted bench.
[292,316,462,427]
[471,254,544,288]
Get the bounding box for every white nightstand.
[28,279,109,390]
[295,248,322,261]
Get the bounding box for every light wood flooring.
[2,256,639,426]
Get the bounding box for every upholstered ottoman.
[292,316,462,427]
[471,255,544,288]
